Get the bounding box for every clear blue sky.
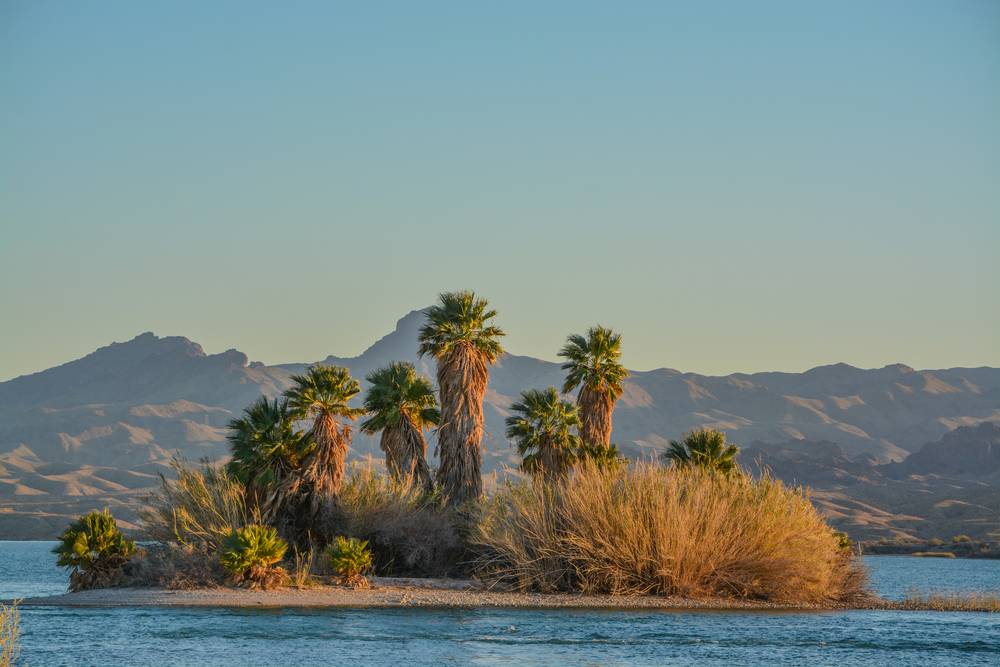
[2,1,998,380]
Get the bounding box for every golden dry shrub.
[473,461,867,604]
[0,601,19,667]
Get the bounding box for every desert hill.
[742,422,1000,541]
[1,309,998,539]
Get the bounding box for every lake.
[2,542,998,666]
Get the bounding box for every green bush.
[53,509,136,592]
[327,536,373,588]
[833,531,853,551]
[576,442,626,470]
[220,524,289,590]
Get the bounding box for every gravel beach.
[16,577,901,611]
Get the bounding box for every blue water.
[3,542,999,666]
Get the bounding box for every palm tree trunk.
[303,412,348,520]
[435,343,488,506]
[381,421,434,493]
[538,437,569,479]
[578,386,614,447]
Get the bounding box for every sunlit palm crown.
[360,361,440,434]
[506,387,581,447]
[417,290,505,361]
[226,396,309,486]
[505,387,581,466]
[284,364,365,421]
[664,428,740,475]
[559,325,627,398]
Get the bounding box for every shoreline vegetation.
[862,537,1000,560]
[35,291,999,619]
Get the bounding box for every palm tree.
[663,428,740,476]
[360,362,439,492]
[227,396,306,489]
[226,396,311,523]
[284,365,364,520]
[418,290,505,506]
[505,387,580,478]
[559,326,628,449]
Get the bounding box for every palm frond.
[417,290,506,361]
[360,361,438,491]
[663,428,741,476]
[558,325,628,448]
[505,387,580,477]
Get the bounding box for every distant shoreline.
[12,578,990,613]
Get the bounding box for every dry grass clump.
[900,592,1000,612]
[472,462,867,604]
[329,462,464,577]
[0,601,19,667]
[290,548,320,589]
[133,459,256,588]
[141,459,254,551]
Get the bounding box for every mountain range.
[2,309,998,540]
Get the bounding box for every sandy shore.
[17,577,900,612]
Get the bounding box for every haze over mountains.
[2,309,998,540]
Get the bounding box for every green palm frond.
[505,387,580,475]
[220,524,289,589]
[558,325,628,398]
[53,509,136,591]
[326,536,373,581]
[220,524,287,573]
[360,362,440,434]
[417,290,505,361]
[284,364,365,422]
[663,428,741,476]
[226,397,309,486]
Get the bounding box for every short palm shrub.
[219,524,289,590]
[1,601,19,667]
[327,536,373,588]
[54,509,137,591]
[473,462,868,604]
[664,428,741,476]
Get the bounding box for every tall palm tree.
[226,396,311,523]
[360,362,439,492]
[663,428,740,476]
[559,326,628,450]
[418,290,505,506]
[284,365,364,521]
[505,387,580,478]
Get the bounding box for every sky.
[1,1,998,381]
